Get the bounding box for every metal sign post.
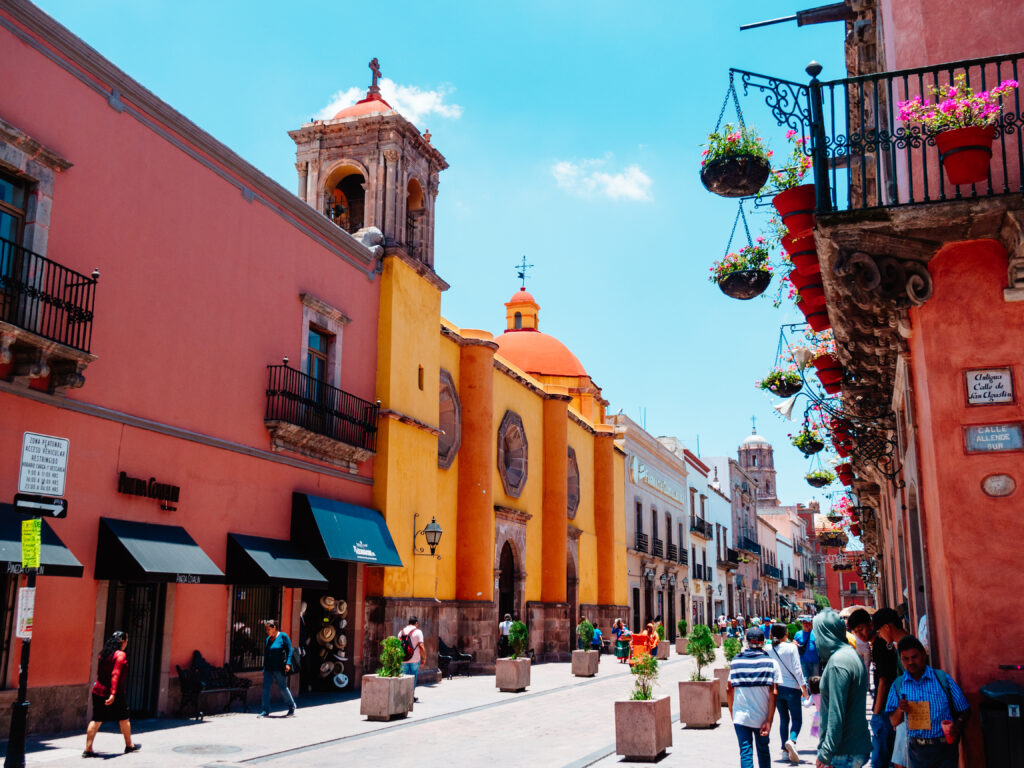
[5,521,40,768]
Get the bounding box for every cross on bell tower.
[368,57,382,97]
[515,256,534,288]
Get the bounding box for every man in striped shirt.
[728,627,782,768]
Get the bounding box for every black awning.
[291,493,402,567]
[96,517,223,584]
[226,533,328,589]
[0,505,83,578]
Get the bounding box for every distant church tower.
[289,58,448,269]
[737,426,779,507]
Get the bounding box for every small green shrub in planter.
[677,619,688,637]
[630,653,659,700]
[509,620,529,659]
[787,622,801,640]
[688,624,717,681]
[577,619,594,649]
[377,636,405,677]
[723,637,742,664]
[656,623,665,641]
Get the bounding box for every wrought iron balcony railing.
[666,543,678,562]
[690,517,714,539]
[718,547,740,568]
[634,532,649,554]
[677,548,689,566]
[738,536,762,556]
[787,577,800,590]
[763,563,782,580]
[652,538,664,558]
[265,365,378,452]
[0,236,97,353]
[735,51,1024,214]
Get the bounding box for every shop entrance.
[299,563,351,695]
[498,541,515,620]
[104,582,165,718]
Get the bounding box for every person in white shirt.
[398,617,424,701]
[497,613,512,658]
[768,623,809,764]
[728,627,783,768]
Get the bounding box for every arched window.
[497,411,528,497]
[325,169,366,233]
[514,311,522,330]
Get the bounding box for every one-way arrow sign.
[13,494,68,518]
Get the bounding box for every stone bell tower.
[289,58,448,269]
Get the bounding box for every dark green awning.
[291,493,402,567]
[0,505,82,578]
[226,533,327,588]
[96,517,223,584]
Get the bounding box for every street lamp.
[659,573,669,587]
[412,513,443,558]
[717,584,723,595]
[668,574,677,587]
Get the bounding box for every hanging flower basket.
[805,470,835,488]
[717,269,772,299]
[783,233,819,276]
[701,154,772,197]
[818,529,848,549]
[791,428,824,456]
[772,184,816,238]
[935,125,995,186]
[826,513,843,523]
[758,368,802,398]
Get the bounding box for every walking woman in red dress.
[83,631,141,757]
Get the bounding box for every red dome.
[334,94,392,119]
[496,330,587,377]
[507,287,536,305]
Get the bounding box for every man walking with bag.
[259,619,296,718]
[399,616,425,702]
[728,627,782,768]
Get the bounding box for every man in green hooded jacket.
[813,610,871,768]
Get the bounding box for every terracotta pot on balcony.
[796,299,830,331]
[783,232,820,276]
[935,125,995,186]
[700,154,772,197]
[789,269,826,309]
[772,184,816,238]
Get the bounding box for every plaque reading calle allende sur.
[964,423,1024,453]
[966,368,1014,405]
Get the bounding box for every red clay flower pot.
[789,270,825,308]
[783,233,819,276]
[813,354,842,378]
[796,300,831,331]
[834,442,851,458]
[772,184,816,238]
[935,125,995,186]
[818,375,842,394]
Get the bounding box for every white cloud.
[316,77,463,126]
[551,156,653,202]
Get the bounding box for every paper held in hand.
[907,700,932,731]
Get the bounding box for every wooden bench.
[176,650,251,720]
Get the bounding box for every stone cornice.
[378,408,442,437]
[0,117,71,171]
[301,293,350,325]
[289,111,449,171]
[385,250,450,292]
[494,505,532,524]
[0,2,377,277]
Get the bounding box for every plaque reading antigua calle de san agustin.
[966,367,1014,405]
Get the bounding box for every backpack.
[399,628,416,661]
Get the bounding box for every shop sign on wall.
[964,422,1024,453]
[966,367,1014,405]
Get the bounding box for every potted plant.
[496,620,530,692]
[805,469,835,488]
[678,624,721,728]
[897,73,1019,186]
[614,653,672,760]
[700,123,772,197]
[709,240,773,300]
[836,462,855,486]
[654,622,670,660]
[757,367,802,398]
[783,231,819,276]
[675,619,689,655]
[788,268,826,310]
[791,427,824,456]
[769,130,815,237]
[360,636,414,721]
[572,619,599,677]
[715,636,743,706]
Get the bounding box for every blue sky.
[33,0,850,512]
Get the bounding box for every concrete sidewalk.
[4,649,826,767]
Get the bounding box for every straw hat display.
[334,634,347,651]
[316,625,336,646]
[332,599,347,617]
[319,661,334,678]
[319,595,336,612]
[333,672,349,689]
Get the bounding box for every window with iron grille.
[229,585,282,672]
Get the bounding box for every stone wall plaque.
[966,367,1014,405]
[964,423,1024,453]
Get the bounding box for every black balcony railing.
[677,548,689,566]
[634,532,649,554]
[763,563,782,580]
[798,580,806,590]
[666,544,678,562]
[719,547,740,567]
[265,365,379,451]
[690,517,714,539]
[736,51,1024,215]
[738,536,762,556]
[787,577,800,589]
[652,538,664,558]
[0,237,97,353]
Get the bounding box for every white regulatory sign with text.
[17,432,69,497]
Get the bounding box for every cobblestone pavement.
[7,649,827,767]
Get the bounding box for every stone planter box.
[678,679,721,728]
[675,637,688,655]
[496,657,531,692]
[713,667,729,706]
[655,640,671,660]
[713,634,722,647]
[571,649,599,677]
[359,674,414,721]
[614,696,672,761]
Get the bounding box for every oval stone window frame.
[497,410,528,497]
[567,446,580,519]
[437,369,461,469]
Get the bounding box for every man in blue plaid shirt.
[885,635,970,768]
